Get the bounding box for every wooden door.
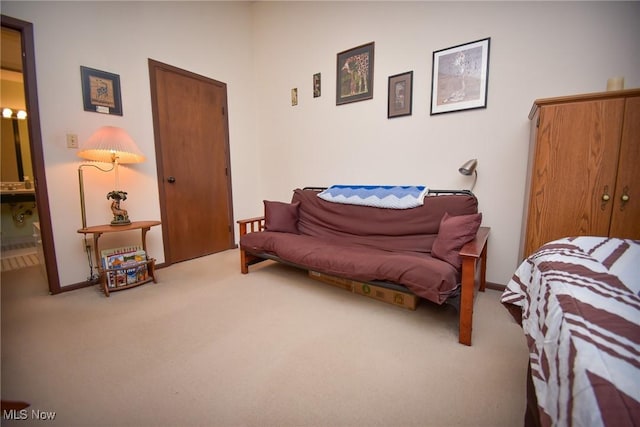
[523,99,624,257]
[149,60,235,264]
[609,96,640,239]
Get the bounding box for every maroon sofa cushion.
[240,231,459,304]
[432,212,483,269]
[263,200,300,234]
[240,189,482,305]
[292,188,478,254]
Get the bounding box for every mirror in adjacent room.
[1,110,32,183]
[1,26,32,184]
[1,24,40,272]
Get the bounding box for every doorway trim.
[2,15,60,294]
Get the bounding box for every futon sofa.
[237,187,490,345]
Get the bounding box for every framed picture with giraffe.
[336,42,375,105]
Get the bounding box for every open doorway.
[1,26,39,272]
[1,15,60,293]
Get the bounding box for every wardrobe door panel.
[609,96,640,239]
[524,99,623,256]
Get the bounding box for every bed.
[501,236,640,427]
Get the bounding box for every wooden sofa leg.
[479,244,488,292]
[458,257,476,346]
[240,248,249,274]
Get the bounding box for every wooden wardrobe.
[520,89,640,259]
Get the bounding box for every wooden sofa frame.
[237,190,490,346]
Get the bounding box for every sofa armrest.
[237,216,265,236]
[237,216,266,274]
[458,226,490,346]
[460,226,490,260]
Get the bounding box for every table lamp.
[77,126,145,228]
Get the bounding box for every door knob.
[601,194,610,201]
[167,176,176,183]
[621,194,630,202]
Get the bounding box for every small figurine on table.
[107,190,130,225]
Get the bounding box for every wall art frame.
[336,42,374,105]
[80,66,123,116]
[430,37,490,115]
[313,73,321,98]
[387,71,413,118]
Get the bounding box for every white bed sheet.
[502,236,640,427]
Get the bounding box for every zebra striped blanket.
[502,236,640,427]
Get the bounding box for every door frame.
[148,58,235,265]
[1,15,60,293]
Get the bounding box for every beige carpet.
[1,249,529,427]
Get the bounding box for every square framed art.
[80,66,123,116]
[430,38,490,115]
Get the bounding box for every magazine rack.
[77,220,161,296]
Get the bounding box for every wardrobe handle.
[600,186,611,211]
[617,186,630,211]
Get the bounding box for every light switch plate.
[66,133,78,148]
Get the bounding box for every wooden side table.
[77,220,161,296]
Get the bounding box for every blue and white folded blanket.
[317,185,429,209]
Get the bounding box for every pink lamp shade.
[77,126,145,164]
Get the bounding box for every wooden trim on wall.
[2,14,60,294]
[485,281,505,292]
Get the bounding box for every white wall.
[3,1,639,288]
[251,1,640,284]
[3,1,259,286]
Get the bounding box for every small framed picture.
[80,66,123,116]
[313,73,321,98]
[291,88,298,106]
[430,37,490,115]
[336,42,374,105]
[387,71,413,118]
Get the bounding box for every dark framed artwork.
[387,71,413,118]
[430,37,490,115]
[80,66,123,116]
[313,73,321,98]
[336,42,374,105]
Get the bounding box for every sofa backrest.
[292,188,478,253]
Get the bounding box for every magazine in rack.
[101,246,149,288]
